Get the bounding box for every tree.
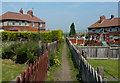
[69,23,76,37]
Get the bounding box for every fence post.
[97,66,104,79]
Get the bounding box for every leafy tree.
[69,23,76,37]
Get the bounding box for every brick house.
[88,15,120,43]
[0,8,45,31]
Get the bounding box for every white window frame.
[18,21,22,26]
[39,22,42,27]
[12,21,16,26]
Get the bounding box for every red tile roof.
[0,12,45,23]
[76,32,88,36]
[88,17,120,29]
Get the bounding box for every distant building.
[76,31,88,39]
[0,8,45,31]
[88,15,120,42]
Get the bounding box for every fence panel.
[77,46,120,59]
[16,51,48,83]
[66,38,103,83]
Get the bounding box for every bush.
[15,42,39,63]
[2,41,39,64]
[2,42,20,59]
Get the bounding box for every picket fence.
[66,38,103,83]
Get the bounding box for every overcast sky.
[1,2,118,33]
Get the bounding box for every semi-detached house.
[0,8,45,31]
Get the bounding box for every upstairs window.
[32,22,34,27]
[39,23,42,27]
[110,28,112,31]
[25,22,28,26]
[19,21,22,26]
[117,28,119,31]
[92,29,96,32]
[12,21,16,26]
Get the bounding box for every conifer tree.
[69,23,76,37]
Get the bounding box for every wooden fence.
[48,40,59,54]
[16,51,48,82]
[66,38,103,83]
[15,40,59,83]
[76,46,120,59]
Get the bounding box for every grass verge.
[46,41,64,81]
[87,59,119,79]
[66,42,79,81]
[2,59,27,83]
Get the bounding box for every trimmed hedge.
[1,29,63,43]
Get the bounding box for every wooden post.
[97,66,104,79]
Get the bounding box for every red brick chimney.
[19,8,23,14]
[99,15,105,23]
[27,10,33,16]
[111,15,114,19]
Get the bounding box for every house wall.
[2,20,45,31]
[88,26,120,41]
[2,21,29,26]
[0,21,2,27]
[88,26,120,33]
[34,22,39,28]
[40,22,45,29]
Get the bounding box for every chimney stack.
[27,10,33,16]
[99,15,105,23]
[20,8,23,14]
[111,15,114,19]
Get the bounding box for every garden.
[1,29,63,82]
[87,59,119,80]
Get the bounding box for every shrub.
[2,41,39,64]
[15,42,39,63]
[2,42,20,59]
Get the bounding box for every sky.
[1,2,118,33]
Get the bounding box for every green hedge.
[1,29,63,43]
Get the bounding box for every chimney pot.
[27,10,33,16]
[20,8,23,14]
[111,15,114,19]
[99,15,105,23]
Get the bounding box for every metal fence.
[66,38,103,83]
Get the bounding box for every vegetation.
[69,23,76,37]
[46,41,64,81]
[87,59,119,79]
[1,29,64,82]
[1,29,63,43]
[63,33,69,38]
[66,42,80,81]
[2,41,39,64]
[1,29,63,64]
[2,59,27,83]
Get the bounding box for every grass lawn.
[87,59,119,79]
[66,43,80,81]
[46,41,64,81]
[2,59,27,83]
